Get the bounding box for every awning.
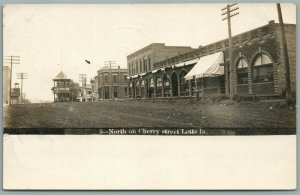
[174,58,200,67]
[152,69,159,73]
[185,52,224,80]
[140,73,146,76]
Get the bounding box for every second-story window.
[148,58,151,70]
[104,75,109,83]
[128,63,131,75]
[113,75,117,83]
[123,75,127,83]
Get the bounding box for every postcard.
[3,3,296,190]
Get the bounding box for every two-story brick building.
[127,21,296,99]
[97,65,128,99]
[127,43,195,98]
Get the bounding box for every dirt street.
[3,99,296,130]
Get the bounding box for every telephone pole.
[79,74,87,87]
[17,73,28,103]
[79,74,87,101]
[222,3,239,100]
[104,61,116,100]
[4,55,20,105]
[277,3,291,99]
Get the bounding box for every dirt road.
[3,99,296,129]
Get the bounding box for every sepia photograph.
[2,3,297,190]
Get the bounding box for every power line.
[4,55,20,105]
[104,61,116,100]
[17,73,28,104]
[221,3,239,100]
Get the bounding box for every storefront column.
[189,80,192,96]
[177,77,181,97]
[202,78,205,96]
[154,80,157,98]
[195,77,199,98]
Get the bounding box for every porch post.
[177,76,181,97]
[189,79,192,96]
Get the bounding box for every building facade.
[127,43,194,79]
[127,21,296,99]
[90,77,99,101]
[52,71,71,102]
[80,83,93,102]
[97,65,128,100]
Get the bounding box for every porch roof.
[185,52,224,80]
[174,57,200,67]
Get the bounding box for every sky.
[3,3,296,102]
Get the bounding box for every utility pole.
[79,74,87,87]
[17,73,28,103]
[104,61,116,100]
[4,55,20,105]
[79,74,87,101]
[277,3,291,99]
[221,3,239,100]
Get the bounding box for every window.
[136,81,140,97]
[144,59,147,71]
[149,78,155,98]
[148,58,151,70]
[128,64,131,75]
[113,75,117,83]
[123,75,127,83]
[129,83,133,97]
[131,63,134,75]
[104,86,109,99]
[252,53,273,83]
[140,59,143,72]
[140,80,145,97]
[113,86,118,98]
[104,75,109,83]
[163,75,171,97]
[156,77,162,97]
[237,58,249,84]
[136,60,138,73]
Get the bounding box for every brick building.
[127,21,296,99]
[127,43,194,96]
[97,65,128,100]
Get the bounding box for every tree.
[69,80,80,101]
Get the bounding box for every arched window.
[149,78,155,98]
[141,80,145,98]
[135,80,140,98]
[156,77,162,97]
[253,53,273,83]
[236,58,249,84]
[129,82,133,98]
[163,75,171,97]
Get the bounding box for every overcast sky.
[3,3,296,102]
